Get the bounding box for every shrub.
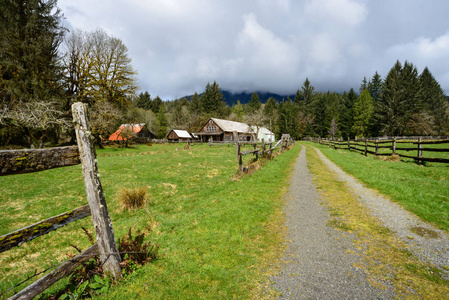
[118,187,147,210]
[118,225,159,275]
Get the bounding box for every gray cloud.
[58,0,449,99]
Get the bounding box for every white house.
[251,126,275,142]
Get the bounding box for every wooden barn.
[166,129,193,142]
[108,123,155,141]
[196,118,255,142]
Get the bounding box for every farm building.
[251,126,275,142]
[167,129,193,142]
[108,123,155,141]
[196,118,255,142]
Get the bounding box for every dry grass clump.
[118,187,147,210]
[376,154,401,162]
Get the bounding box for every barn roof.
[210,118,253,133]
[171,129,192,139]
[108,123,145,141]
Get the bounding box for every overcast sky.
[58,0,449,100]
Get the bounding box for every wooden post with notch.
[72,102,122,280]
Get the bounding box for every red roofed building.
[108,123,155,141]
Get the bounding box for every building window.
[206,126,217,132]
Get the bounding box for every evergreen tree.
[248,92,261,114]
[368,72,382,102]
[302,77,315,112]
[377,60,420,135]
[232,100,244,122]
[152,96,163,114]
[277,97,300,140]
[156,105,168,138]
[352,90,374,137]
[188,93,200,113]
[340,89,357,139]
[199,81,226,117]
[360,76,368,94]
[136,91,152,110]
[418,67,448,134]
[264,97,277,131]
[1,0,67,147]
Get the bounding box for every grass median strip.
[306,142,449,232]
[306,146,449,299]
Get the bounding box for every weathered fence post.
[347,137,350,150]
[262,138,265,155]
[418,137,423,163]
[233,131,243,174]
[355,137,358,151]
[375,139,379,156]
[364,139,368,156]
[72,102,122,280]
[392,138,396,155]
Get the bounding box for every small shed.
[108,124,155,141]
[167,129,193,142]
[251,126,275,143]
[196,118,255,142]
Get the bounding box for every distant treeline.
[135,60,448,141]
[1,1,447,148]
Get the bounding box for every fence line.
[234,132,294,174]
[0,205,91,253]
[3,102,121,299]
[312,137,449,164]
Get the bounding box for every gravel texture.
[271,146,393,299]
[314,147,449,276]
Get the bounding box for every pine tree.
[368,72,382,102]
[248,92,261,114]
[199,81,226,117]
[136,91,152,110]
[1,0,67,147]
[352,90,374,137]
[419,67,448,134]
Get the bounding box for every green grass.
[0,143,300,299]
[304,142,449,232]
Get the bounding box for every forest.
[1,0,448,149]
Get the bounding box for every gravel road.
[271,145,449,299]
[314,147,449,276]
[271,146,393,299]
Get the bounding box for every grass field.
[305,142,449,232]
[0,143,300,299]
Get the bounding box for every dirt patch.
[410,226,440,239]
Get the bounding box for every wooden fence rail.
[0,205,91,253]
[313,137,449,163]
[3,102,121,300]
[234,132,293,174]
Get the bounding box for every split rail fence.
[234,133,294,174]
[313,137,449,164]
[0,102,122,300]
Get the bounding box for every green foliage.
[199,81,226,117]
[156,105,168,138]
[118,226,159,275]
[248,92,261,114]
[352,89,374,137]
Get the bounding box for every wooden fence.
[1,102,121,300]
[234,132,294,174]
[313,137,449,164]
